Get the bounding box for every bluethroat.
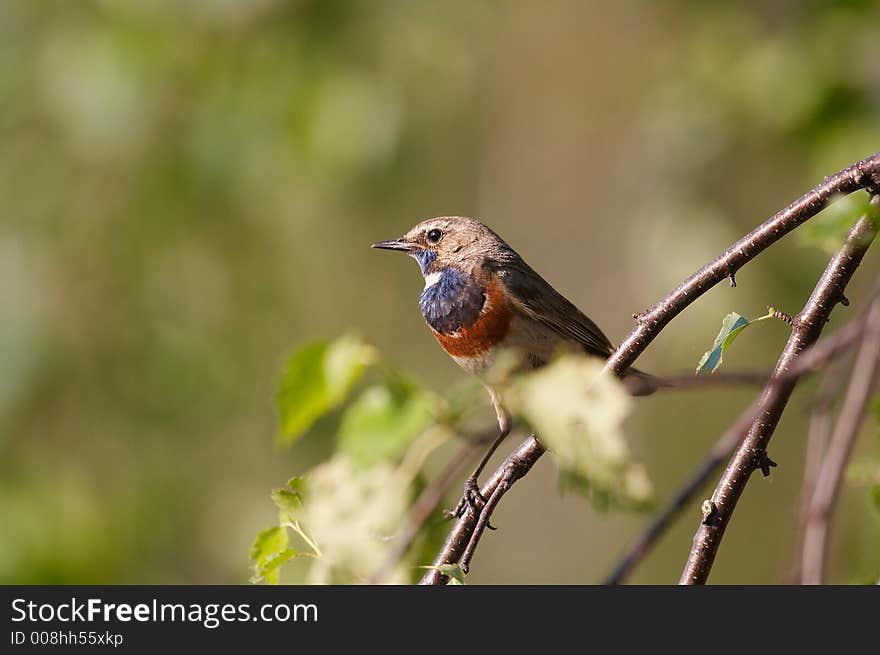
[373,216,650,517]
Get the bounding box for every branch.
[606,154,880,374]
[680,205,879,584]
[413,372,763,584]
[604,308,872,584]
[370,440,481,584]
[627,370,770,394]
[419,436,544,584]
[421,152,880,584]
[800,297,880,584]
[789,354,850,582]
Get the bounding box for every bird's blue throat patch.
[412,248,437,275]
[419,267,486,335]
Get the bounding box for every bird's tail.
[621,366,660,397]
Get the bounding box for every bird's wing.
[493,259,615,358]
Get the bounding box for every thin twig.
[410,372,760,584]
[606,155,880,375]
[789,354,850,582]
[800,298,880,584]
[419,436,544,584]
[459,475,508,573]
[422,153,880,584]
[628,371,769,394]
[604,309,872,584]
[680,206,879,584]
[370,440,481,584]
[407,371,764,582]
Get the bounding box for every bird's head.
[372,216,509,277]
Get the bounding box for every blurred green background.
[2,0,879,584]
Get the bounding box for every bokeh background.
[2,0,879,584]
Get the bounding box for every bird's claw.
[452,478,497,530]
[454,477,485,518]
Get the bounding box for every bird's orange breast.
[431,280,512,358]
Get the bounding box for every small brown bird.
[373,216,648,515]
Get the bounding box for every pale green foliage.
[339,377,435,467]
[508,356,653,509]
[277,335,376,445]
[255,338,657,583]
[271,477,304,522]
[424,563,467,585]
[253,460,414,584]
[300,456,411,584]
[256,335,452,584]
[697,311,772,374]
[249,526,296,585]
[799,193,876,255]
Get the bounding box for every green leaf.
[272,487,303,523]
[696,312,766,374]
[249,526,286,562]
[255,548,298,585]
[872,486,880,515]
[432,563,467,585]
[508,356,653,509]
[799,193,874,255]
[338,376,435,466]
[272,477,306,523]
[277,335,376,445]
[420,563,467,584]
[249,526,294,584]
[299,455,410,584]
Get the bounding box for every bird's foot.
[452,477,496,530]
[454,477,484,517]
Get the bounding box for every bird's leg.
[453,386,511,520]
[459,477,509,573]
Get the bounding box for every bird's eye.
[427,228,443,244]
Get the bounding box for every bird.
[372,216,650,517]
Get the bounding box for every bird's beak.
[371,238,416,252]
